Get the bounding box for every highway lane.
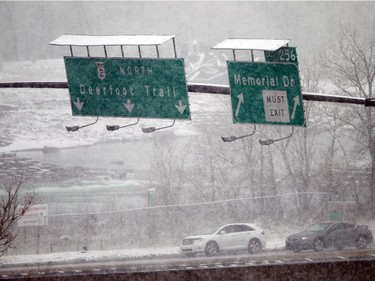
[1,247,375,279]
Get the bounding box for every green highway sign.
[227,61,305,126]
[265,47,298,65]
[64,57,190,119]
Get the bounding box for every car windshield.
[305,223,331,232]
[199,226,222,235]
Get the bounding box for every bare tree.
[0,176,34,257]
[272,52,325,214]
[322,21,375,216]
[315,101,365,205]
[275,120,319,214]
[300,53,325,94]
[147,134,189,206]
[317,105,347,199]
[187,134,245,202]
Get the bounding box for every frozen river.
[11,140,157,216]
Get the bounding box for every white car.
[180,223,266,257]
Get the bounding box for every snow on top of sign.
[212,38,290,51]
[49,34,176,46]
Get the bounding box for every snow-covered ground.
[0,247,181,267]
[0,239,286,267]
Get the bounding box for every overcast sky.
[0,1,374,61]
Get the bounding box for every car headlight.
[301,236,307,240]
[192,238,204,244]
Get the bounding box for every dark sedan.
[285,221,374,252]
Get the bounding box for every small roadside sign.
[64,57,191,120]
[18,216,47,227]
[148,188,156,207]
[18,204,48,227]
[227,61,305,126]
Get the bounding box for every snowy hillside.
[0,59,233,153]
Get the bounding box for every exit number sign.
[264,47,298,64]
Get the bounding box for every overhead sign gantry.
[49,34,191,120]
[212,38,305,127]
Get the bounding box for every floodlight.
[259,139,275,146]
[259,127,294,146]
[142,127,156,133]
[221,125,256,142]
[106,125,120,131]
[141,120,175,134]
[221,136,237,142]
[65,116,99,132]
[106,119,139,132]
[66,126,80,132]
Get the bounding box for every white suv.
[180,223,266,257]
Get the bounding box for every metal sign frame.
[49,34,178,58]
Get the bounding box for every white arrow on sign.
[291,96,300,120]
[175,100,187,115]
[235,93,244,117]
[73,98,84,111]
[123,99,135,113]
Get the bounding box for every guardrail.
[1,258,374,280]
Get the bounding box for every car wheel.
[205,241,219,256]
[313,238,324,252]
[356,236,367,249]
[334,243,344,250]
[248,238,262,254]
[292,247,301,253]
